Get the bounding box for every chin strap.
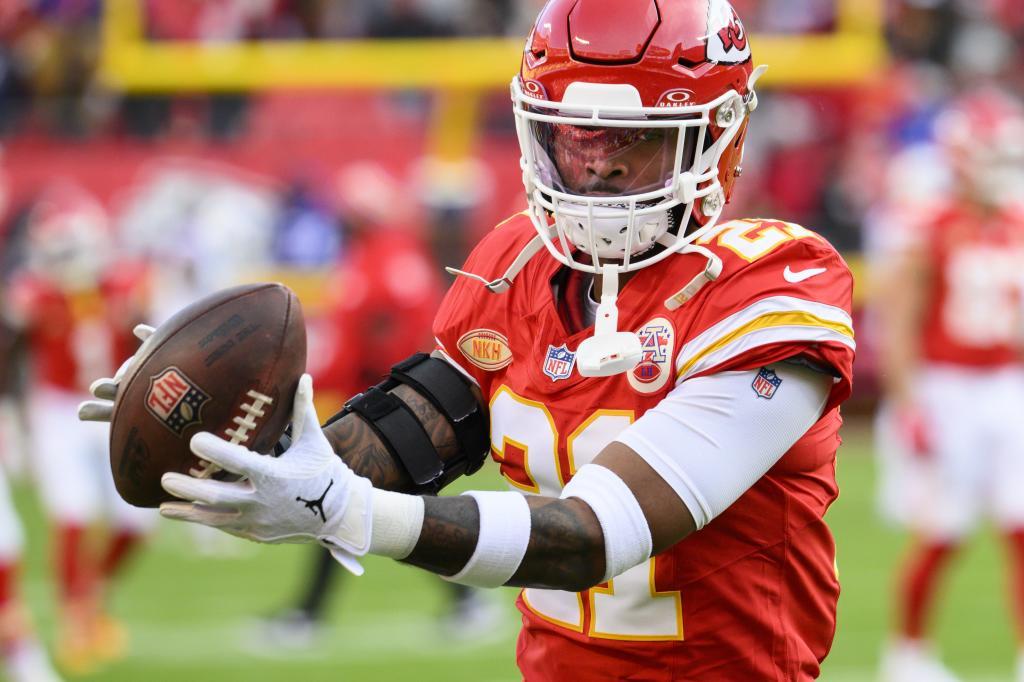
[664,244,723,311]
[446,233,549,294]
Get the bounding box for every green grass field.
[12,421,1019,681]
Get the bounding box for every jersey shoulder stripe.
[675,296,855,383]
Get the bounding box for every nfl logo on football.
[751,367,782,399]
[543,344,576,382]
[146,367,211,435]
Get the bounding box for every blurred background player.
[259,164,499,648]
[874,89,1024,682]
[0,290,61,682]
[3,181,155,675]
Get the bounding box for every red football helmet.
[935,88,1024,209]
[25,181,112,290]
[513,0,763,273]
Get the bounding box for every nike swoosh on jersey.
[783,266,828,283]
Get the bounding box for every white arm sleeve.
[614,363,831,530]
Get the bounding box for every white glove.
[159,374,374,575]
[78,323,156,422]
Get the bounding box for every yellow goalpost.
[97,0,887,165]
[98,0,886,91]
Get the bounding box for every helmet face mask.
[514,78,753,273]
[513,0,760,275]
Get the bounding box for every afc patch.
[145,367,210,436]
[457,329,513,371]
[543,344,576,382]
[752,367,782,399]
[628,318,675,394]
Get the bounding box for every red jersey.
[434,214,855,681]
[312,228,442,396]
[7,267,148,394]
[916,204,1024,367]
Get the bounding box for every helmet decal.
[707,0,751,64]
[521,79,548,100]
[656,89,698,108]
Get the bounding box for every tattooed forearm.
[512,497,605,591]
[320,381,471,493]
[323,414,413,491]
[403,496,480,576]
[402,496,606,592]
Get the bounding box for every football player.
[82,1,856,678]
[7,182,156,674]
[0,307,62,682]
[874,90,1024,682]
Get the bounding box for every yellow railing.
[98,0,886,92]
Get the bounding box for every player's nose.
[585,156,628,183]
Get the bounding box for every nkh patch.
[457,329,513,371]
[751,367,782,399]
[146,367,210,436]
[543,344,576,382]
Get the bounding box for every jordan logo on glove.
[297,480,334,523]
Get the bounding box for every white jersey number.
[942,247,1023,347]
[697,219,819,263]
[489,386,684,641]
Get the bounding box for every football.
[109,283,307,507]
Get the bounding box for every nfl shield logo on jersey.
[751,367,782,399]
[543,344,576,382]
[145,367,210,436]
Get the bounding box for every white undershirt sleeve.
[614,362,832,530]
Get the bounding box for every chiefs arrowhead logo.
[706,0,752,64]
[718,8,747,53]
